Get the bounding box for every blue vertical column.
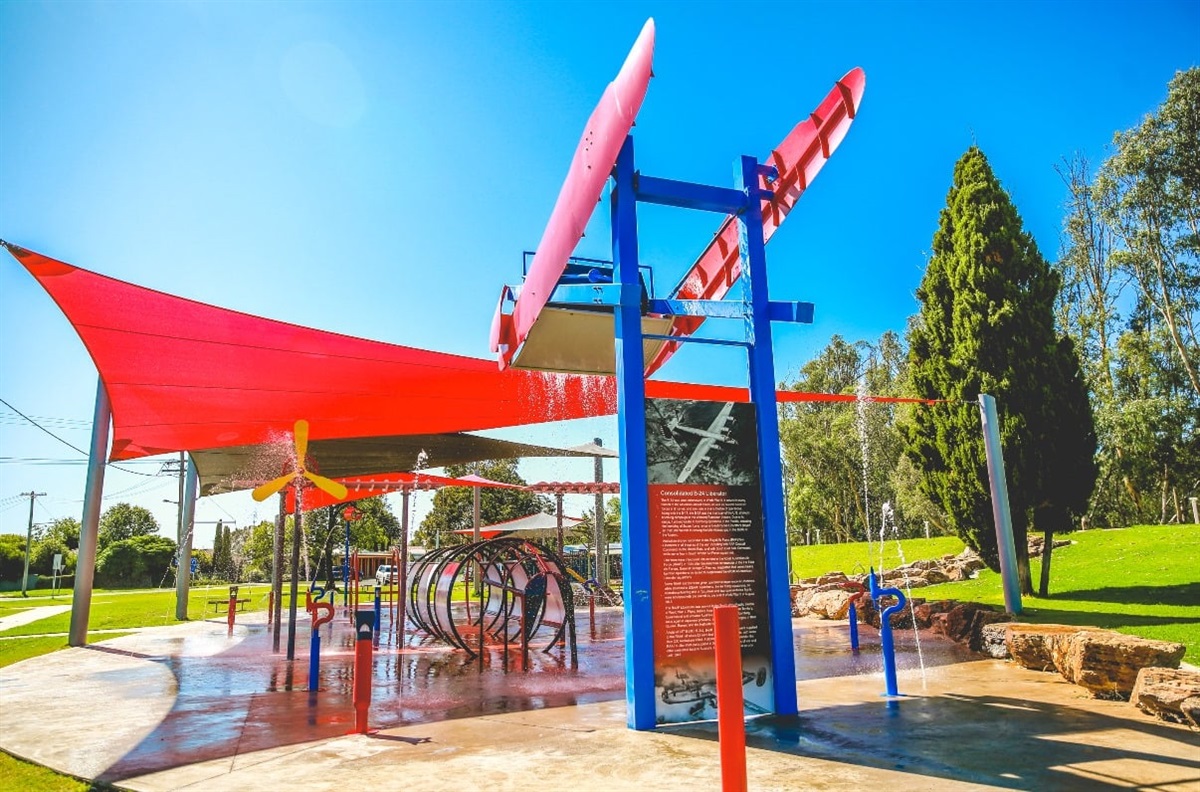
[611,135,657,730]
[735,155,799,716]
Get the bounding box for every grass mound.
[792,525,1199,663]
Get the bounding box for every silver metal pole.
[287,493,303,661]
[978,394,1022,615]
[398,490,410,646]
[472,485,481,594]
[556,493,565,552]
[271,492,285,652]
[69,379,111,646]
[175,457,198,619]
[593,438,605,586]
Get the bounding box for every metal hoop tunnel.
[407,537,577,664]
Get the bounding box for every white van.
[375,564,397,585]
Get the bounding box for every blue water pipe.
[373,584,382,645]
[308,623,322,692]
[848,601,860,653]
[343,523,351,609]
[868,567,906,697]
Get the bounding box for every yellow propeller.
[251,420,349,502]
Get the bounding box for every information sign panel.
[646,398,772,723]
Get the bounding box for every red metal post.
[267,590,274,627]
[714,605,747,792]
[352,610,374,734]
[226,585,238,636]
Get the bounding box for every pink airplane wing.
[493,19,656,368]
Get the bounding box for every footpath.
[0,612,1197,791]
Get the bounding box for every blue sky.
[1,0,1197,547]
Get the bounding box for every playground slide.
[492,19,655,368]
[643,67,866,375]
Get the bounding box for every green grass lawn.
[791,535,967,580]
[0,751,98,792]
[0,583,274,637]
[793,524,1200,664]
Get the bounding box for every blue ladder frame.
[609,135,802,730]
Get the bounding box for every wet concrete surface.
[1,608,1196,791]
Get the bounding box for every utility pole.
[20,491,46,597]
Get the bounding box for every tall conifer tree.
[905,147,1096,595]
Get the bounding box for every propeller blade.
[305,471,348,501]
[294,419,310,465]
[252,473,295,502]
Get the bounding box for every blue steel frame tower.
[609,136,808,730]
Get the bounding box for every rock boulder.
[929,602,1010,651]
[1006,624,1083,672]
[979,623,1009,659]
[1055,631,1186,699]
[1131,667,1200,726]
[1006,623,1186,699]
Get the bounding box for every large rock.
[911,599,959,630]
[943,563,973,582]
[1007,624,1086,672]
[806,589,855,620]
[1054,631,1186,699]
[979,623,1009,659]
[929,602,1010,651]
[922,568,951,585]
[1007,624,1186,699]
[858,596,926,630]
[790,585,815,616]
[1131,667,1200,726]
[815,572,850,586]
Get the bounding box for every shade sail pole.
[979,394,1022,615]
[594,438,606,586]
[175,456,198,620]
[272,492,285,652]
[287,489,304,660]
[69,378,111,647]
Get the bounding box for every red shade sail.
[7,244,620,461]
[5,242,943,485]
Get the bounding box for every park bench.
[207,598,250,612]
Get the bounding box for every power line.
[0,397,155,477]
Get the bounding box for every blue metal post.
[869,569,906,698]
[735,155,799,717]
[848,602,860,653]
[373,584,382,645]
[343,519,350,609]
[308,626,321,692]
[611,135,657,731]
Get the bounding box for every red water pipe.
[713,605,747,792]
[226,585,239,636]
[352,611,374,734]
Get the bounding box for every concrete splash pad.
[1,611,1196,791]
